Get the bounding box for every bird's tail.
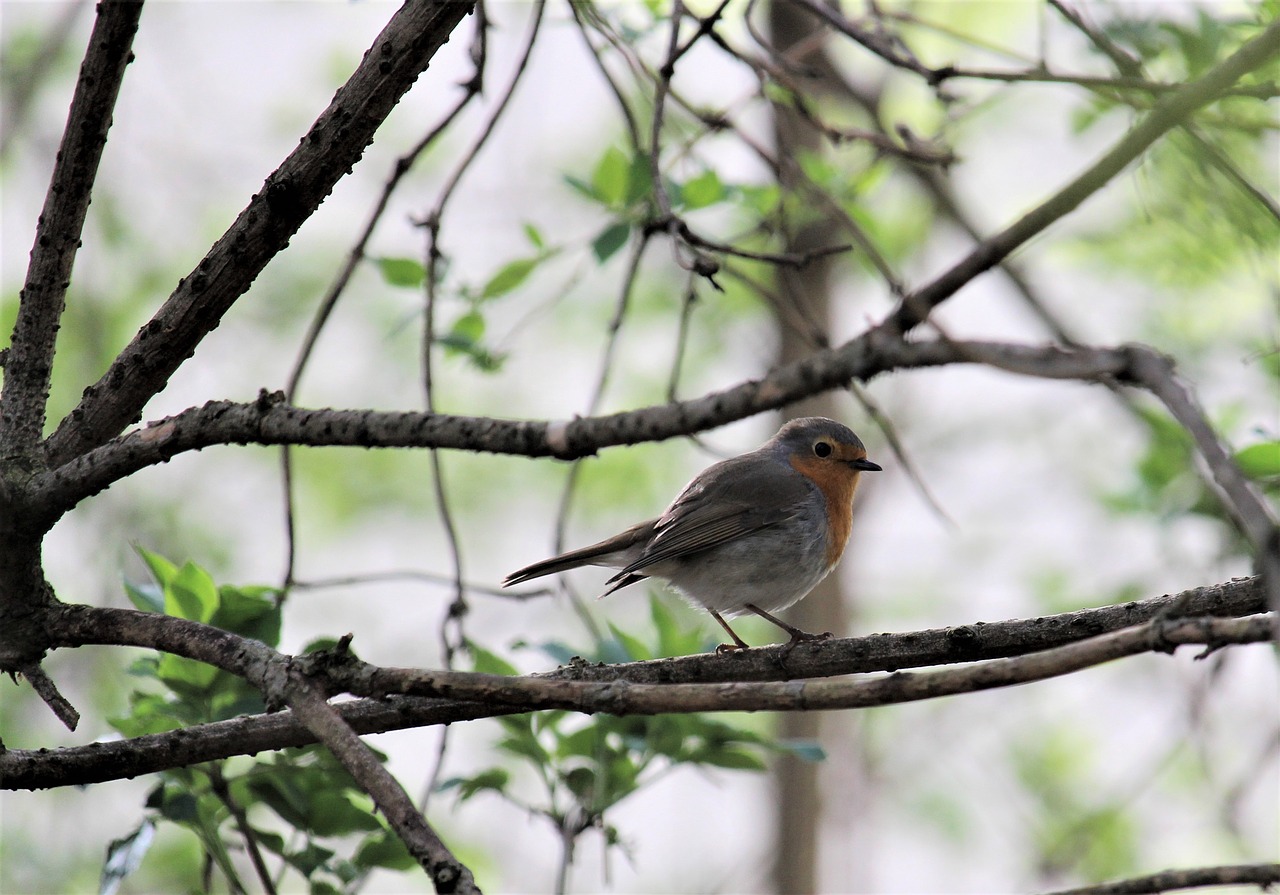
[502,520,655,587]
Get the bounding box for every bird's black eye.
[814,440,833,458]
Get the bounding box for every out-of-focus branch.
[1124,346,1280,608]
[888,15,1280,332]
[1042,862,1280,895]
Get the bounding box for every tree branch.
[22,340,1133,516]
[888,15,1280,332]
[321,615,1279,714]
[6,576,1264,789]
[1124,347,1280,608]
[282,668,480,894]
[1042,862,1280,895]
[41,0,476,468]
[0,1,143,465]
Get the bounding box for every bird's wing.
[614,453,812,576]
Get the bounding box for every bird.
[503,417,881,651]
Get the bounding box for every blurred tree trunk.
[766,3,870,892]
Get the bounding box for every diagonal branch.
[888,15,1280,332]
[282,669,481,894]
[1,1,143,465]
[41,0,476,469]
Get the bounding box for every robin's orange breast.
[788,454,861,567]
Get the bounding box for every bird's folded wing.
[616,455,811,575]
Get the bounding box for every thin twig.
[17,662,80,731]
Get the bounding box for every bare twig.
[17,662,80,731]
[209,765,277,895]
[278,12,486,594]
[1123,346,1280,609]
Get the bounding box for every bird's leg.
[707,609,751,652]
[744,603,833,646]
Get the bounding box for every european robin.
[503,417,881,650]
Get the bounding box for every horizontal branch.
[33,340,1138,517]
[5,577,1264,789]
[332,615,1278,714]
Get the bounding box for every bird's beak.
[850,457,882,472]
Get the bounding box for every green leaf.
[624,153,653,206]
[165,561,220,623]
[212,585,281,645]
[695,747,767,771]
[562,173,598,202]
[306,792,381,836]
[591,222,631,263]
[679,169,725,210]
[124,580,164,614]
[1235,441,1280,480]
[466,641,519,676]
[135,547,178,590]
[481,257,540,299]
[592,147,631,208]
[375,256,425,288]
[353,830,415,871]
[606,622,652,662]
[438,768,510,801]
[496,715,551,765]
[448,309,485,348]
[156,653,220,696]
[777,739,827,762]
[523,221,545,249]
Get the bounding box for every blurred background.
[1,1,1276,892]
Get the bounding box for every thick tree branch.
[42,0,476,469]
[6,576,1264,789]
[28,340,1134,515]
[0,1,143,466]
[1043,862,1280,895]
[322,615,1278,714]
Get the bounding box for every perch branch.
[6,576,1264,788]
